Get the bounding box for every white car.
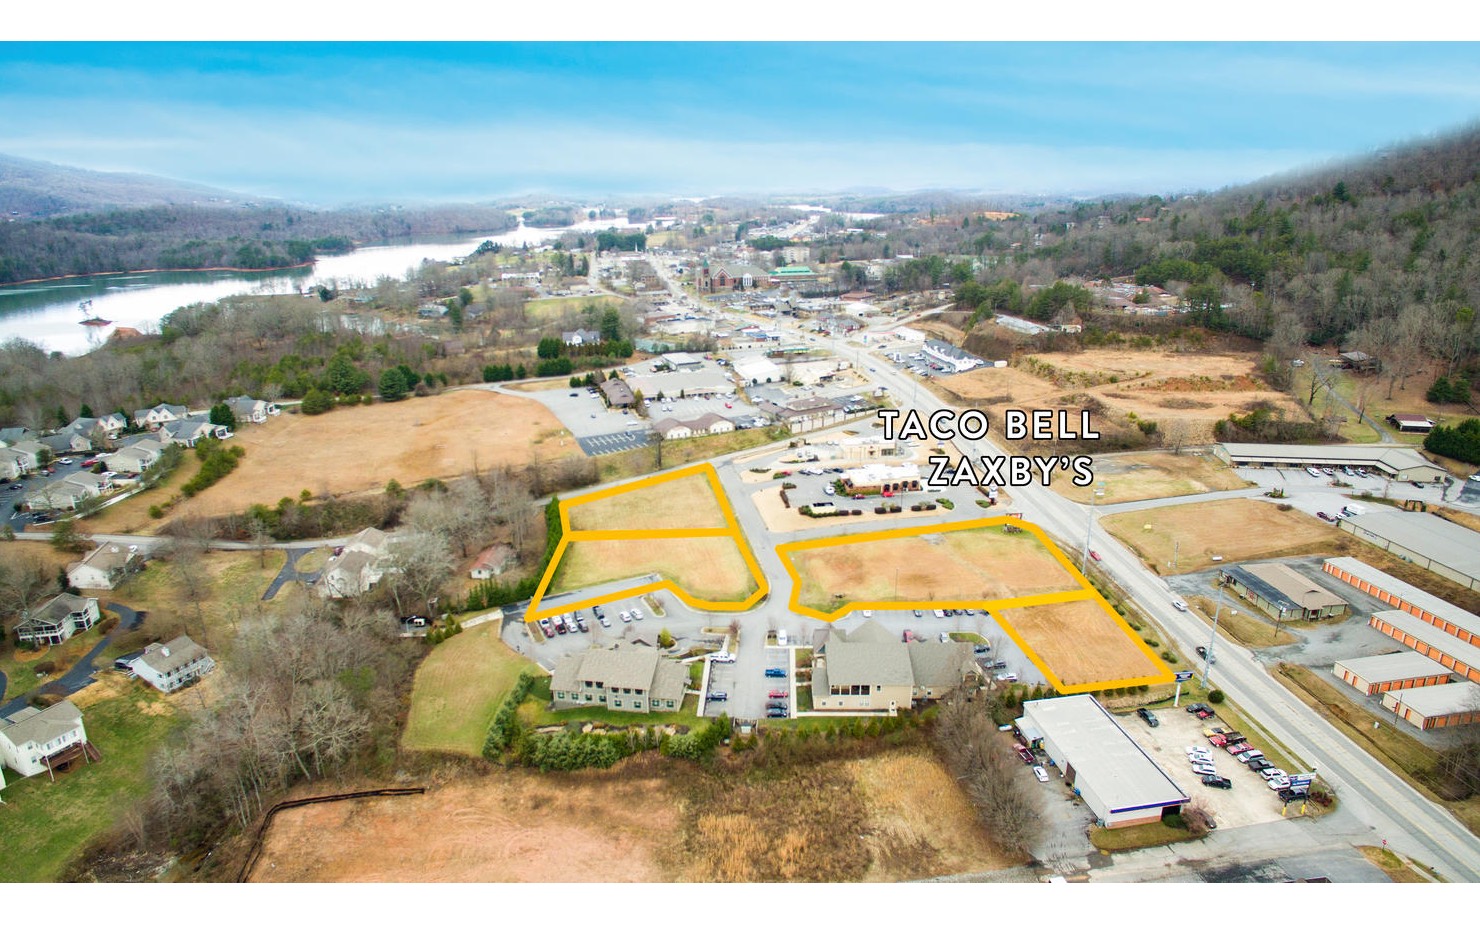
[709,651,735,664]
[1267,776,1291,791]
[1260,767,1287,780]
[1186,746,1213,757]
[1032,765,1050,783]
[620,609,633,623]
[1192,764,1218,776]
[823,485,835,496]
[631,606,645,621]
[1171,599,1189,612]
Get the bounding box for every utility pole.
[1202,579,1226,689]
[1080,482,1104,574]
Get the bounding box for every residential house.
[159,418,231,447]
[106,437,167,475]
[3,439,48,472]
[130,635,216,693]
[417,303,448,319]
[68,542,145,590]
[42,418,100,455]
[318,527,395,599]
[1338,351,1381,373]
[0,446,32,480]
[98,413,128,438]
[132,403,188,430]
[15,593,101,646]
[470,544,516,580]
[24,470,107,512]
[0,701,93,780]
[225,395,280,424]
[562,329,602,347]
[0,426,36,445]
[548,641,688,713]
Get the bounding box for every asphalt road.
[859,348,1480,882]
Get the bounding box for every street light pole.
[1203,579,1226,688]
[1080,482,1103,574]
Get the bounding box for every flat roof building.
[1381,681,1480,730]
[840,463,921,493]
[1333,651,1453,696]
[1220,563,1350,622]
[1021,695,1189,828]
[1337,510,1480,592]
[1369,610,1480,684]
[1323,557,1480,646]
[1214,443,1448,482]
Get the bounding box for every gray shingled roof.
[138,635,209,675]
[0,700,83,749]
[824,641,914,688]
[908,642,979,689]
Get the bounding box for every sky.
[1,41,1478,205]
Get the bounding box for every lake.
[0,216,634,355]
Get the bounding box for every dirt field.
[551,535,758,602]
[997,599,1164,687]
[1052,451,1252,504]
[250,771,678,882]
[788,526,1081,614]
[1102,498,1340,575]
[567,470,728,531]
[159,390,579,521]
[936,346,1310,446]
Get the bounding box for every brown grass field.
[935,346,1310,446]
[1102,499,1340,574]
[158,390,579,521]
[251,748,1012,882]
[401,621,528,756]
[1052,451,1251,504]
[551,535,757,602]
[997,599,1163,687]
[789,527,1081,613]
[567,471,728,531]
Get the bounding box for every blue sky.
[1,42,1477,204]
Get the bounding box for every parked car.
[1246,759,1273,773]
[1136,707,1160,727]
[823,485,835,496]
[598,613,611,628]
[1276,787,1307,803]
[620,609,633,623]
[1317,511,1336,522]
[1266,775,1292,790]
[938,631,950,643]
[1226,742,1253,755]
[555,620,568,635]
[1013,743,1034,764]
[912,609,923,618]
[994,672,1018,682]
[1202,726,1230,738]
[1208,734,1229,748]
[538,620,555,639]
[631,606,644,621]
[1260,767,1287,780]
[710,651,735,664]
[768,689,788,699]
[1032,765,1050,783]
[764,668,787,678]
[1192,763,1218,776]
[766,707,788,718]
[706,691,729,702]
[1202,775,1233,789]
[1184,702,1210,714]
[577,620,590,634]
[1192,707,1216,720]
[1223,732,1247,745]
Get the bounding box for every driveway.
[0,602,144,719]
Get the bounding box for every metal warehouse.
[1213,443,1448,481]
[1219,563,1350,622]
[1323,557,1480,646]
[1332,651,1453,696]
[1020,695,1188,828]
[1337,511,1480,592]
[1368,610,1480,684]
[1381,681,1480,730]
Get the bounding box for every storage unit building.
[1323,557,1480,646]
[1381,681,1480,730]
[1336,511,1480,592]
[1021,695,1188,828]
[1332,651,1453,696]
[1368,610,1480,684]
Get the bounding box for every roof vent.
[161,647,171,658]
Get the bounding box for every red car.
[1012,743,1033,764]
[768,689,788,699]
[1089,550,1103,562]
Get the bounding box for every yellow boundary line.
[525,463,769,621]
[775,517,1174,694]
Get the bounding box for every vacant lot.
[402,621,527,756]
[595,427,788,482]
[936,346,1310,446]
[1103,499,1339,575]
[567,470,728,532]
[551,535,758,602]
[74,452,204,535]
[787,526,1081,615]
[1052,451,1250,504]
[998,598,1166,688]
[160,390,578,521]
[523,294,624,323]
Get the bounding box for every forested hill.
[1023,126,1480,349]
[0,203,519,284]
[0,153,255,217]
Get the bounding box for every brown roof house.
[549,641,689,714]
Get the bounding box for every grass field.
[551,535,758,602]
[154,390,579,522]
[523,294,624,323]
[1275,662,1480,836]
[1052,451,1250,504]
[997,599,1165,687]
[0,689,183,882]
[1102,499,1340,574]
[73,453,203,536]
[596,427,789,482]
[1185,594,1300,647]
[401,621,528,756]
[567,470,728,531]
[788,526,1080,614]
[1089,819,1201,851]
[1296,362,1469,446]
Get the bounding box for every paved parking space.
[1119,706,1291,829]
[578,430,651,456]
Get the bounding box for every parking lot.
[1119,706,1295,830]
[577,431,651,456]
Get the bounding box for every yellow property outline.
[775,517,1174,694]
[525,462,769,621]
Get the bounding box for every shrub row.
[481,671,537,758]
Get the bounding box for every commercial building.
[1337,510,1480,592]
[1021,695,1189,828]
[599,378,636,408]
[1323,557,1480,646]
[1213,443,1449,482]
[840,463,921,494]
[1381,681,1480,730]
[549,642,688,714]
[1218,563,1350,622]
[659,351,703,370]
[811,620,980,711]
[1368,610,1480,684]
[1333,651,1453,696]
[734,356,784,385]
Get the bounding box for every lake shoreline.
[1,260,320,289]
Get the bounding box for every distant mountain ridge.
[0,153,264,218]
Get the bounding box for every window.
[613,699,622,708]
